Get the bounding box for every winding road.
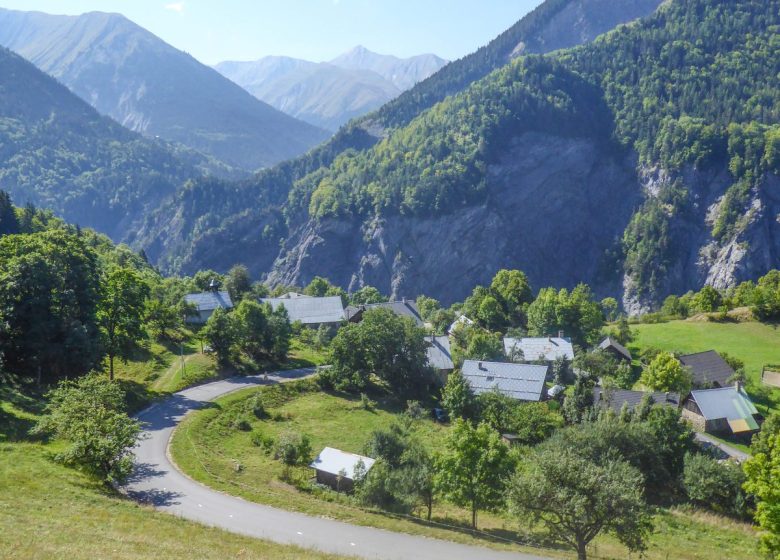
[124,369,546,560]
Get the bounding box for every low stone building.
[681,385,760,436]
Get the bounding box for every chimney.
[735,380,743,392]
[478,361,484,370]
[209,278,219,292]
[664,391,670,403]
[558,330,564,339]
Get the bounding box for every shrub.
[251,430,274,451]
[360,393,376,411]
[274,430,313,466]
[232,417,252,431]
[682,453,748,518]
[248,394,267,419]
[405,400,425,419]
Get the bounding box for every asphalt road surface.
[124,369,546,560]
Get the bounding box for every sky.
[0,0,543,64]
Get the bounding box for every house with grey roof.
[598,337,632,362]
[448,314,474,335]
[594,387,679,413]
[309,447,375,492]
[261,294,345,327]
[503,337,574,363]
[184,280,233,324]
[678,350,735,388]
[682,385,760,436]
[461,360,548,402]
[426,335,454,384]
[344,300,423,327]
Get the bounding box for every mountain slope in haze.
[138,0,667,284]
[215,56,401,131]
[329,45,448,90]
[215,47,448,131]
[0,45,210,241]
[0,8,329,171]
[267,0,780,313]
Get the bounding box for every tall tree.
[509,445,651,560]
[32,374,140,483]
[0,190,19,236]
[202,307,236,365]
[98,267,150,380]
[440,370,475,420]
[744,414,780,557]
[435,420,513,529]
[233,299,270,361]
[225,264,252,302]
[490,269,532,326]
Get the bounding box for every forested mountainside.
[0,46,221,241]
[269,0,780,311]
[215,47,448,131]
[0,8,329,170]
[137,0,664,282]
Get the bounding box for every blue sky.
[0,1,543,64]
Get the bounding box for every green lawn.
[0,387,343,560]
[170,380,759,560]
[630,319,780,414]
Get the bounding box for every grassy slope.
[630,319,780,414]
[0,388,343,560]
[170,381,759,560]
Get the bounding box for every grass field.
[630,319,780,414]
[170,380,760,560]
[0,386,343,560]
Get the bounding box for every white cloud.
[165,1,185,13]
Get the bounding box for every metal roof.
[184,291,233,312]
[261,295,345,325]
[309,447,375,480]
[598,337,632,361]
[345,300,424,326]
[690,387,759,431]
[503,337,574,361]
[461,360,548,401]
[594,387,679,412]
[679,351,735,388]
[448,314,474,335]
[426,336,454,371]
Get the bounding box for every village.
[182,276,764,494]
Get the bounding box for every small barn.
[503,337,574,362]
[184,280,233,324]
[681,385,760,436]
[461,360,548,402]
[598,337,632,362]
[448,314,474,335]
[678,350,735,388]
[309,447,375,492]
[261,293,345,328]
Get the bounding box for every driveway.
[123,369,547,560]
[694,432,751,462]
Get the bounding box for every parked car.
[432,408,448,423]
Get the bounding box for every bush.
[250,430,274,451]
[232,417,252,431]
[360,393,376,411]
[274,430,313,466]
[248,394,267,419]
[405,400,425,420]
[682,453,748,518]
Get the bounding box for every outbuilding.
[598,337,632,362]
[261,293,345,328]
[503,337,574,362]
[309,447,375,492]
[678,350,735,389]
[681,385,760,436]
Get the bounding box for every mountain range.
[214,47,447,131]
[0,7,329,171]
[1,0,778,315]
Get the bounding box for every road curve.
[124,369,546,560]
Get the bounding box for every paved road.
[694,432,751,462]
[124,369,545,560]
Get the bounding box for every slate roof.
[599,337,632,361]
[461,360,548,401]
[679,350,735,388]
[261,295,345,325]
[689,387,759,432]
[345,300,424,326]
[309,447,375,480]
[426,336,454,371]
[594,387,679,412]
[184,290,233,312]
[503,337,574,362]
